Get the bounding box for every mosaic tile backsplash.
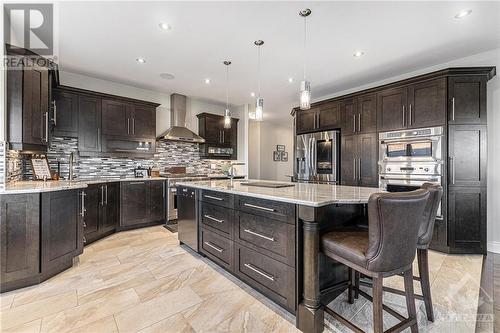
[5,136,229,182]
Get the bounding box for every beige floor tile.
[0,291,16,310]
[0,291,78,330]
[114,287,202,333]
[136,313,195,333]
[1,319,42,333]
[147,253,204,279]
[40,288,140,333]
[67,316,118,333]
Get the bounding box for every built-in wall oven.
[294,130,340,184]
[378,126,444,218]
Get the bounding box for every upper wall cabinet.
[78,95,102,152]
[448,76,487,125]
[102,99,132,137]
[197,113,238,160]
[342,94,377,135]
[53,89,78,137]
[376,87,408,131]
[295,102,342,134]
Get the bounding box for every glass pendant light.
[299,8,311,110]
[223,60,232,129]
[254,40,264,121]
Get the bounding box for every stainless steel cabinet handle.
[127,118,130,134]
[244,263,275,281]
[162,182,165,198]
[244,229,275,242]
[358,158,361,181]
[222,131,225,143]
[132,182,145,184]
[353,159,356,181]
[353,114,356,133]
[101,185,104,205]
[204,215,224,224]
[358,113,361,132]
[219,131,222,143]
[243,203,275,212]
[45,112,49,142]
[409,104,413,125]
[83,236,87,244]
[97,128,100,148]
[402,105,405,127]
[204,241,223,253]
[53,100,57,126]
[450,156,456,185]
[204,195,223,201]
[80,192,86,217]
[105,185,108,205]
[452,97,455,121]
[132,118,135,135]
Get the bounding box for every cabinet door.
[23,63,49,146]
[377,87,407,131]
[53,90,78,137]
[83,185,101,243]
[102,99,131,136]
[448,76,487,125]
[340,135,358,186]
[448,187,486,254]
[121,181,151,226]
[296,109,318,134]
[131,104,155,138]
[204,116,223,144]
[78,96,102,152]
[102,183,119,232]
[407,78,446,128]
[358,94,377,133]
[342,99,357,136]
[41,190,81,274]
[448,125,487,187]
[150,181,165,222]
[0,194,40,287]
[318,102,341,130]
[358,133,378,187]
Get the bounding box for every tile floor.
[0,226,491,333]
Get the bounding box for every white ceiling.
[57,1,500,124]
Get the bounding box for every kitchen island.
[176,179,380,333]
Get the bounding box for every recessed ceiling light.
[160,73,175,80]
[136,58,146,64]
[250,92,255,97]
[288,77,294,83]
[353,50,365,57]
[204,78,211,84]
[159,22,171,31]
[455,9,472,19]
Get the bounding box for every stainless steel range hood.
[157,94,205,143]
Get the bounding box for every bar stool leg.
[348,268,354,304]
[354,271,360,299]
[403,268,419,333]
[372,275,384,333]
[417,248,434,322]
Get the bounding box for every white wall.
[313,48,500,253]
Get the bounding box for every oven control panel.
[379,162,441,176]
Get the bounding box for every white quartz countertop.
[176,179,382,207]
[1,177,167,194]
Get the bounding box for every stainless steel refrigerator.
[294,130,340,184]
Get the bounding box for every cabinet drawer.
[200,190,234,208]
[235,212,295,267]
[235,244,295,311]
[201,203,233,237]
[237,196,295,224]
[200,228,233,271]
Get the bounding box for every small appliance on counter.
[134,165,150,178]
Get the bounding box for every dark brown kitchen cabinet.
[197,113,239,160]
[82,183,119,244]
[120,181,165,228]
[78,95,102,152]
[357,94,377,133]
[0,194,40,292]
[342,99,357,136]
[341,133,378,187]
[132,104,156,138]
[448,76,487,125]
[448,186,486,254]
[102,99,132,137]
[296,108,318,134]
[53,89,78,137]
[41,190,83,277]
[377,87,407,131]
[7,57,50,152]
[448,125,487,187]
[407,78,446,128]
[318,102,341,130]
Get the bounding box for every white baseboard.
[487,241,500,254]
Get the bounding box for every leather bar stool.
[321,190,430,333]
[357,183,443,322]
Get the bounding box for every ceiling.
[57,1,500,124]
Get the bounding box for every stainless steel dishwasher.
[177,186,198,251]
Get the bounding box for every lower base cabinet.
[82,183,119,244]
[120,180,165,228]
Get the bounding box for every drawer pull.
[243,203,275,212]
[244,263,275,281]
[244,229,275,242]
[204,241,224,253]
[204,195,223,201]
[204,215,224,224]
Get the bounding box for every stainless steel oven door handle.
[204,215,224,224]
[204,241,223,253]
[243,203,275,212]
[204,195,223,201]
[244,263,275,281]
[244,229,275,242]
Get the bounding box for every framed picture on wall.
[273,151,281,161]
[276,145,285,151]
[281,152,288,162]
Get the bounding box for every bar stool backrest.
[418,183,443,248]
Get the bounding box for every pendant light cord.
[258,45,261,97]
[225,64,229,109]
[303,16,307,81]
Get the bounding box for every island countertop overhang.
[175,179,381,207]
